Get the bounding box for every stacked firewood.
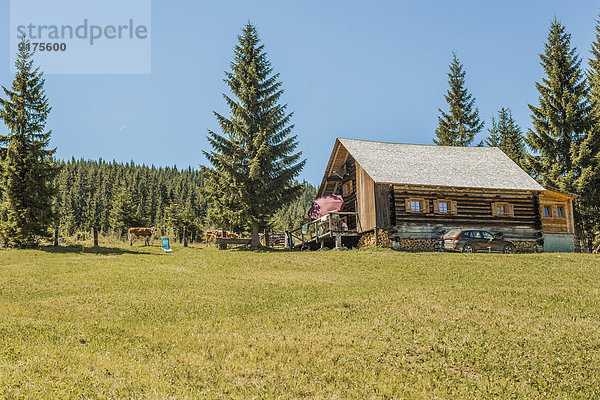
[259,232,287,247]
[358,229,392,248]
[396,238,439,251]
[513,241,537,253]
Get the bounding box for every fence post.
[54,226,59,247]
[335,232,342,250]
[93,226,98,247]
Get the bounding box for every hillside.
[1,246,599,398]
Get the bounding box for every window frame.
[405,198,429,214]
[341,180,353,197]
[541,203,567,219]
[433,199,458,215]
[410,200,421,212]
[491,202,514,217]
[438,201,448,213]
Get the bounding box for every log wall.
[539,189,576,234]
[391,185,542,242]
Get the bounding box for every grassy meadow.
[1,244,599,398]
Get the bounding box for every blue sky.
[1,0,598,185]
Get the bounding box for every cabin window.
[438,202,448,213]
[342,181,353,197]
[543,206,552,217]
[492,202,514,217]
[405,198,429,213]
[411,201,421,212]
[556,206,564,218]
[433,199,458,214]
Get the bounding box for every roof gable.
[334,138,544,192]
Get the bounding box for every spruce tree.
[0,38,58,247]
[484,108,526,168]
[203,23,305,246]
[109,181,140,237]
[525,18,590,191]
[575,16,600,243]
[434,52,484,146]
[165,202,197,242]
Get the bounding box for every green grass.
[1,245,599,399]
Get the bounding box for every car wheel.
[462,244,474,253]
[502,244,515,254]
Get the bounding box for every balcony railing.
[288,211,361,249]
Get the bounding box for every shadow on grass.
[229,245,293,253]
[34,245,152,255]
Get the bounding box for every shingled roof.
[330,138,544,191]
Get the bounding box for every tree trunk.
[251,223,260,247]
[93,226,98,247]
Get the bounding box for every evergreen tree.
[0,38,58,247]
[165,203,184,241]
[434,52,484,146]
[109,181,140,236]
[525,18,590,191]
[484,108,526,167]
[165,202,199,242]
[203,23,305,246]
[575,16,600,244]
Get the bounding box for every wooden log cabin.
[317,138,577,252]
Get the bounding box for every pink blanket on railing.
[308,194,344,220]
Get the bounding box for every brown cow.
[205,230,239,245]
[205,230,218,244]
[128,227,155,246]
